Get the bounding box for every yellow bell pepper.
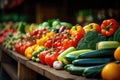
[70,25,84,35]
[83,23,101,33]
[25,46,34,59]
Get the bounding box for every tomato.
[20,45,27,55]
[45,51,59,67]
[36,33,42,39]
[14,43,20,53]
[39,50,50,64]
[44,38,52,48]
[14,42,22,53]
[54,35,61,42]
[25,41,35,48]
[30,29,39,36]
[62,33,68,40]
[101,62,120,80]
[62,39,73,50]
[53,41,62,49]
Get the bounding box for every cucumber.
[65,49,93,63]
[64,64,87,75]
[96,41,120,50]
[77,48,116,58]
[82,64,106,78]
[58,47,76,62]
[72,58,114,66]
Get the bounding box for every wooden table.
[0,45,96,80]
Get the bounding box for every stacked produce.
[1,18,120,80]
[3,32,26,50]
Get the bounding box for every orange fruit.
[101,62,120,80]
[114,46,120,60]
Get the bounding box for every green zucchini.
[64,64,87,75]
[72,58,114,66]
[96,41,120,50]
[65,49,93,63]
[82,64,106,78]
[77,48,116,59]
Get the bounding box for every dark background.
[0,0,120,25]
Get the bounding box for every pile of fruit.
[1,18,120,80]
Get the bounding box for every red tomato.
[26,41,35,47]
[14,42,22,53]
[45,51,59,67]
[14,43,20,52]
[39,50,50,64]
[54,35,61,42]
[20,45,27,55]
[44,39,52,48]
[30,29,39,36]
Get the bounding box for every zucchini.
[77,48,116,58]
[64,64,87,75]
[96,41,120,50]
[65,49,93,63]
[82,64,106,78]
[72,58,114,66]
[58,47,76,63]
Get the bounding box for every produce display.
[0,18,120,80]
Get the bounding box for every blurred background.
[0,0,120,80]
[0,0,120,25]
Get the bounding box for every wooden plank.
[0,45,95,80]
[1,62,18,80]
[6,49,19,61]
[18,62,37,80]
[1,45,29,65]
[26,61,44,75]
[26,61,92,80]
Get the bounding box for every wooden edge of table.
[0,45,29,65]
[0,45,96,80]
[26,61,90,80]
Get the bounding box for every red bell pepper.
[101,19,119,36]
[45,51,59,67]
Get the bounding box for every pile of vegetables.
[1,18,120,80]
